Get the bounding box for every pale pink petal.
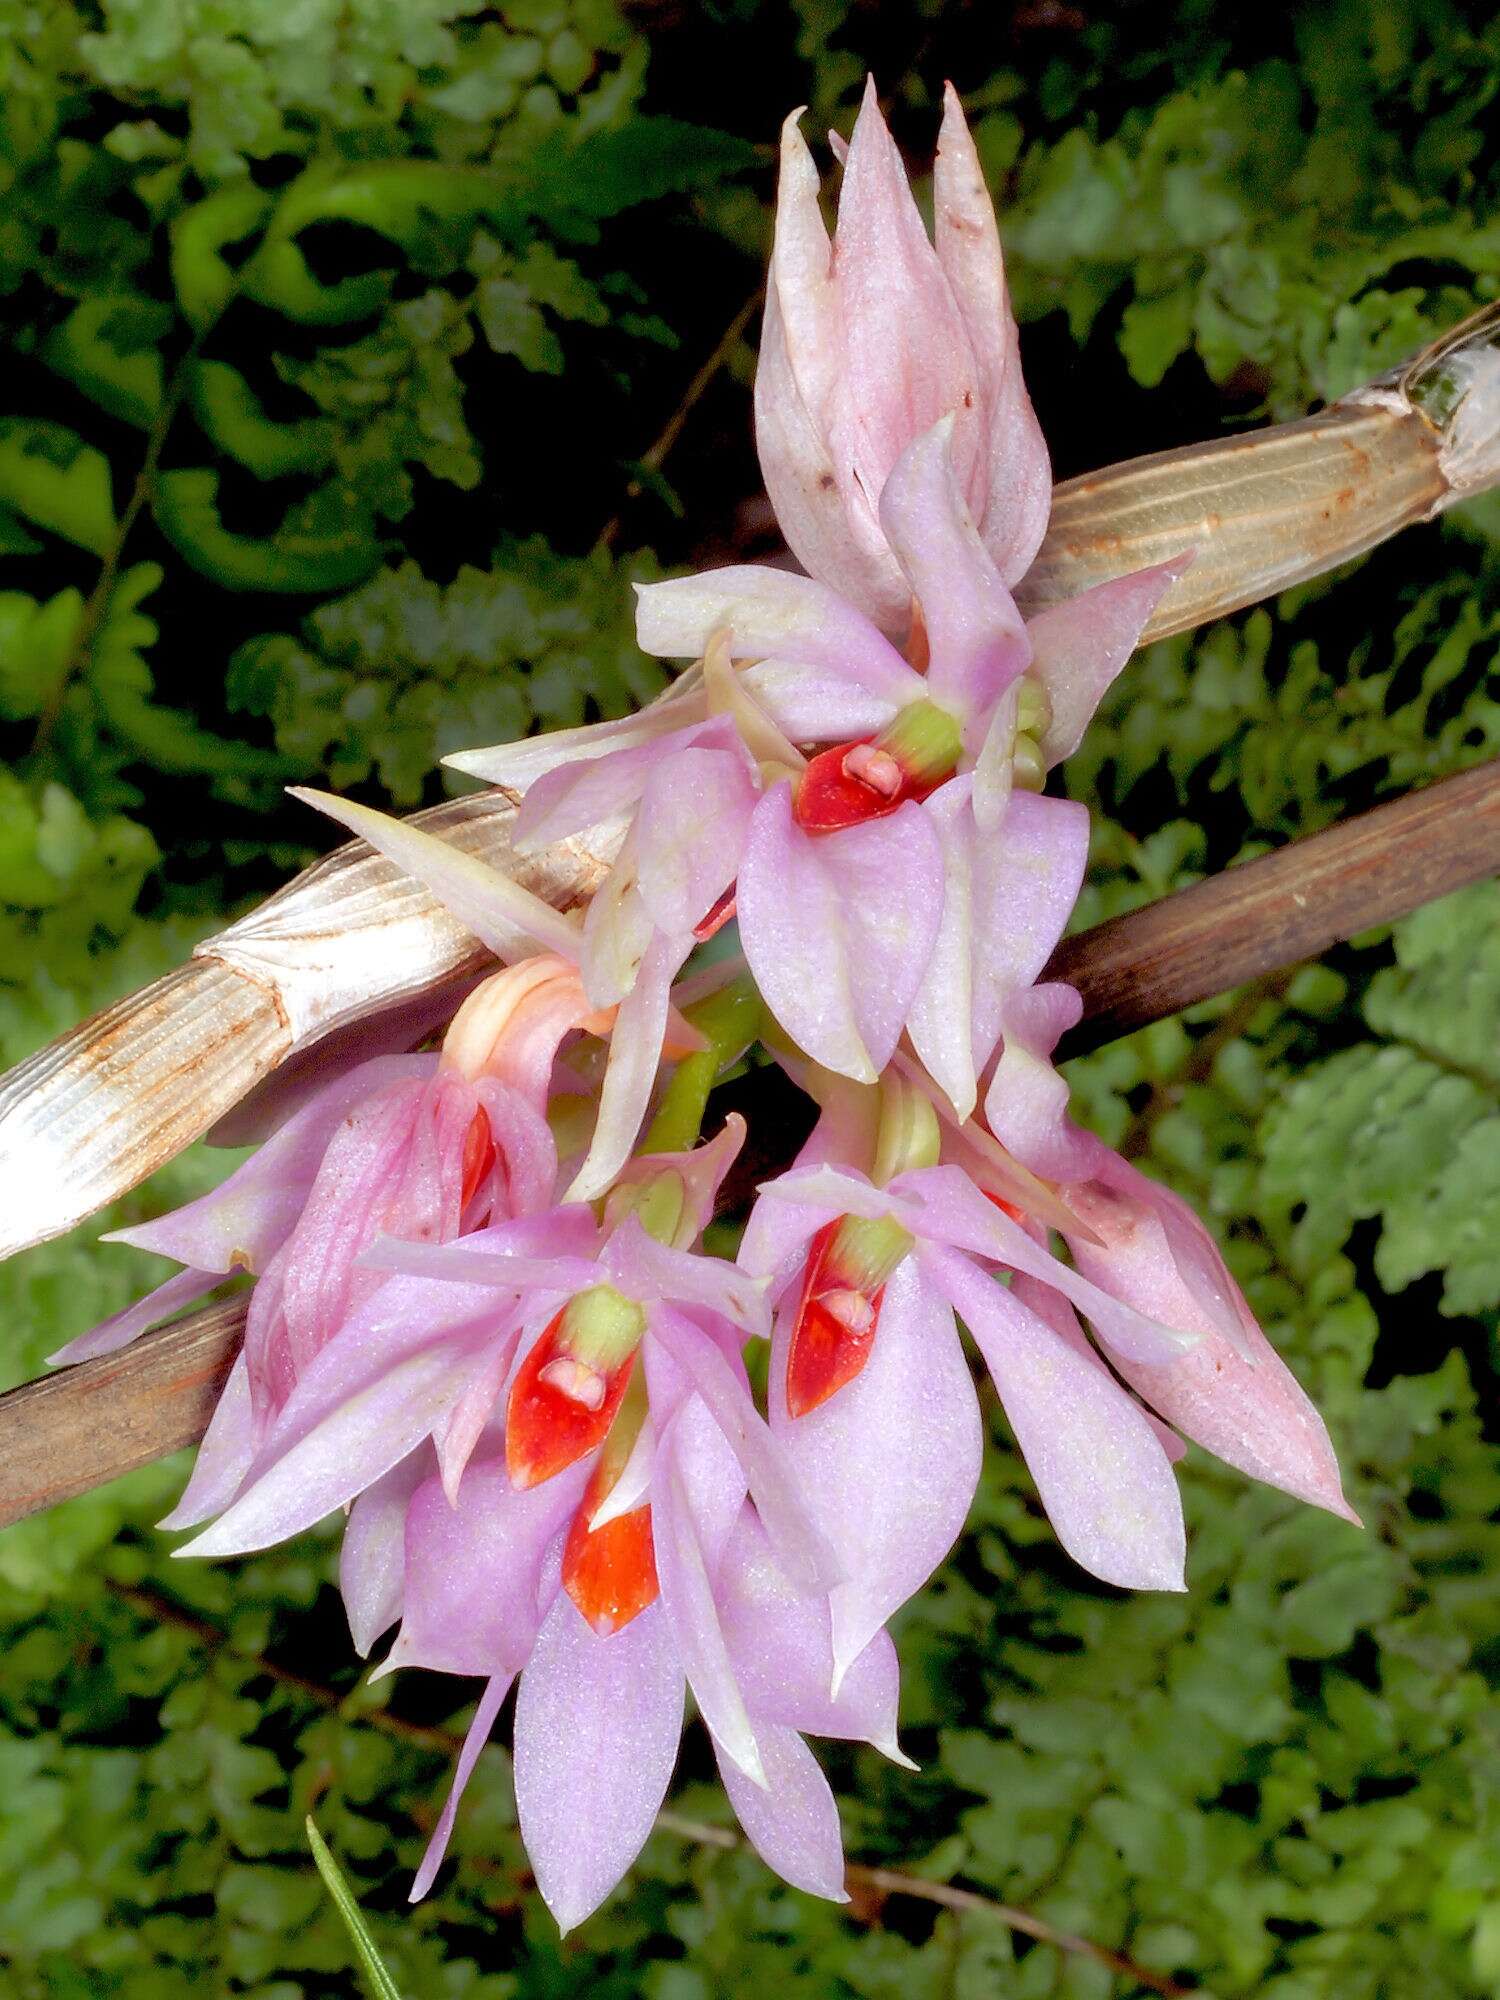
[739,788,943,1082]
[653,1405,763,1785]
[635,746,759,938]
[884,1165,1201,1364]
[384,1457,588,1678]
[968,792,1090,1060]
[926,1248,1186,1591]
[755,285,897,626]
[877,420,1029,730]
[181,1267,508,1553]
[831,80,980,551]
[608,1219,769,1334]
[474,1076,559,1219]
[290,788,583,961]
[158,1351,257,1530]
[718,1508,908,1761]
[905,782,978,1119]
[514,1594,685,1934]
[514,717,735,854]
[566,930,689,1202]
[340,1448,429,1656]
[433,1330,521,1502]
[443,694,709,788]
[48,1262,222,1366]
[650,1304,841,1592]
[356,1236,599,1298]
[933,82,1051,584]
[262,1073,474,1387]
[1063,1164,1357,1520]
[983,984,1097,1182]
[736,1184,839,1304]
[771,1256,982,1692]
[107,1055,437,1275]
[634,568,920,708]
[738,785,869,1080]
[754,113,901,617]
[739,652,902,742]
[969,681,1019,835]
[1029,559,1192,767]
[177,1332,483,1559]
[763,109,840,433]
[579,821,656,1008]
[717,1722,849,1902]
[410,1672,512,1901]
[617,1111,747,1243]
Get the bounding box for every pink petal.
[891,1163,1200,1365]
[474,1076,559,1219]
[49,1262,222,1367]
[650,1304,841,1593]
[607,1219,769,1333]
[177,1336,483,1558]
[634,567,920,709]
[1063,1163,1357,1521]
[739,651,902,743]
[877,419,1028,731]
[385,1456,588,1678]
[1029,559,1192,767]
[514,1594,685,1934]
[635,746,759,938]
[772,1256,981,1692]
[566,929,690,1202]
[356,1236,600,1298]
[433,1331,520,1502]
[718,1507,908,1760]
[968,791,1090,1060]
[340,1447,429,1656]
[514,717,735,854]
[443,694,710,788]
[925,1248,1186,1591]
[107,1055,438,1275]
[616,1111,747,1244]
[738,787,944,1082]
[410,1673,513,1901]
[653,1405,763,1785]
[265,1073,469,1386]
[933,82,1051,585]
[290,788,584,962]
[830,80,980,563]
[763,109,840,439]
[905,784,979,1119]
[579,821,656,1009]
[983,984,1097,1182]
[158,1350,257,1530]
[755,286,898,629]
[716,1721,849,1902]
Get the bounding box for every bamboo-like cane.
[0,303,1498,1265]
[1,755,1496,1529]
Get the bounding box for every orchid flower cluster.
[67,83,1354,1932]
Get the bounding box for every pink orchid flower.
[756,78,1051,635]
[738,1089,1355,1659]
[445,87,1190,1093]
[158,1119,897,1928]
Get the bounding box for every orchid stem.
[641,974,761,1155]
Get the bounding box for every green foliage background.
[1,2,1498,1993]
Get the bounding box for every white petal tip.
[876,1737,920,1774]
